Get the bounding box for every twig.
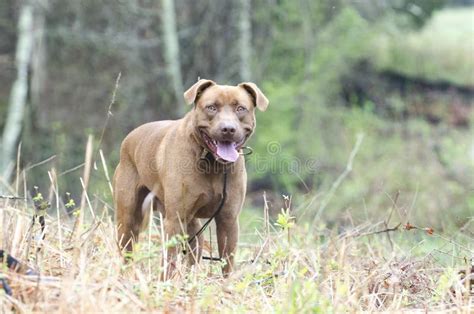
[0,195,26,200]
[384,191,400,227]
[23,155,57,171]
[94,72,121,168]
[79,177,95,220]
[313,133,364,223]
[70,136,94,244]
[383,191,400,250]
[354,223,402,238]
[56,74,120,181]
[15,142,21,195]
[263,191,270,238]
[57,163,85,177]
[99,149,114,195]
[79,221,102,248]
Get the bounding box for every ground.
[0,197,472,312]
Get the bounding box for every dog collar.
[199,148,213,161]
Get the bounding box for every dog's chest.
[193,178,224,218]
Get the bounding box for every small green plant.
[165,234,189,249]
[275,207,295,230]
[32,186,50,216]
[65,192,79,216]
[275,207,295,243]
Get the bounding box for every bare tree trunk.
[239,0,252,81]
[31,1,48,113]
[1,3,34,181]
[161,0,185,117]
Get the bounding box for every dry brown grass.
[0,195,473,313]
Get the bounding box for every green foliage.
[246,5,473,230]
[249,5,374,192]
[165,234,189,249]
[274,208,295,231]
[248,81,300,191]
[372,8,474,87]
[32,187,50,214]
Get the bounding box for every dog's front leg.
[162,216,182,279]
[186,219,203,266]
[215,213,239,276]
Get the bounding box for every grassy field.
[1,192,473,312]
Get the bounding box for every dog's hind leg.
[114,162,148,253]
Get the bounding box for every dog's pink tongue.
[216,141,239,162]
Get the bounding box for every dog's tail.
[140,192,164,231]
[140,192,154,231]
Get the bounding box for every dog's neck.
[180,113,204,155]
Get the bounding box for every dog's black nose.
[220,123,236,135]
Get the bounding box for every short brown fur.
[113,79,268,276]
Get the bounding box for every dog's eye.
[206,105,217,113]
[236,106,248,113]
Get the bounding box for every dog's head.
[184,79,269,163]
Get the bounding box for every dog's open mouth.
[200,130,245,163]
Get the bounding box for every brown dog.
[113,79,268,275]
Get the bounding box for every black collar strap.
[183,167,228,262]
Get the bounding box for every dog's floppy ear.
[183,79,216,105]
[238,82,269,111]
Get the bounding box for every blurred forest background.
[0,0,472,231]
